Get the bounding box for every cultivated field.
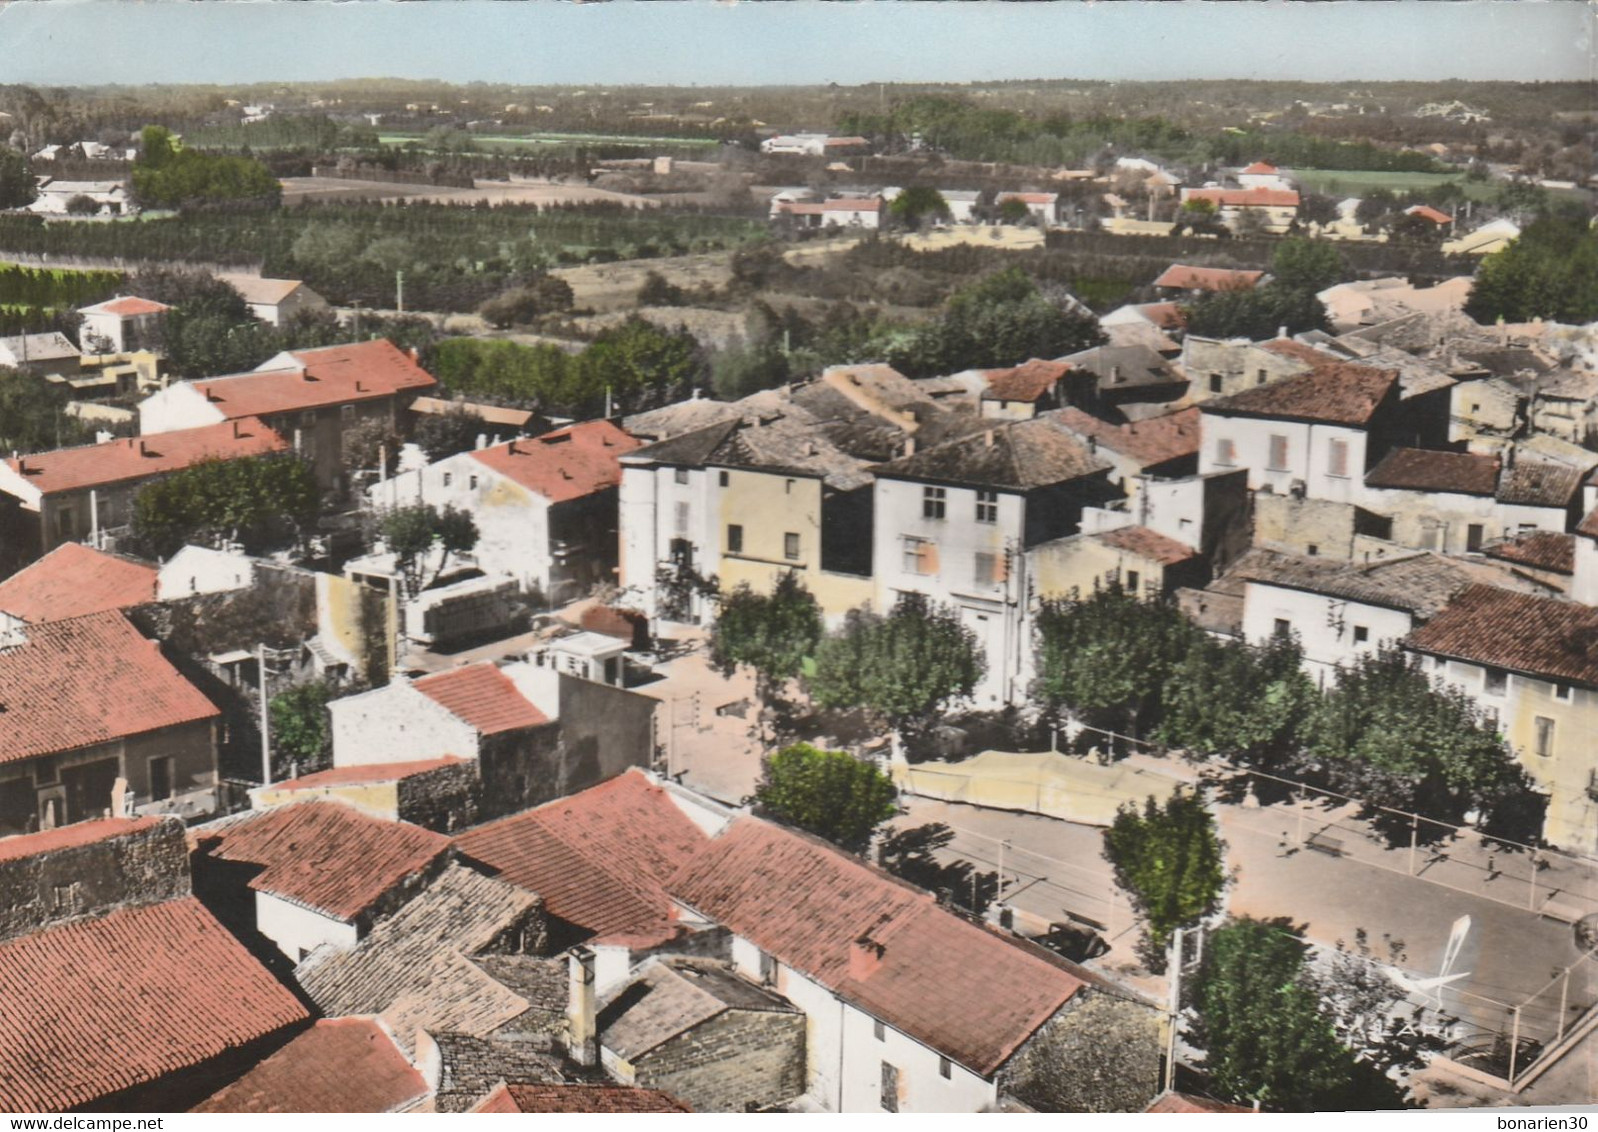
[279,176,661,209]
[1289,168,1538,202]
[550,249,738,312]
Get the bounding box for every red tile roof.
[1147,1091,1254,1113]
[1365,447,1500,496]
[1498,461,1582,509]
[193,1018,427,1113]
[1183,187,1300,209]
[0,816,161,864]
[669,818,1087,1077]
[81,295,170,317]
[0,611,220,766]
[413,663,549,735]
[455,770,709,946]
[0,543,157,623]
[270,755,468,793]
[468,419,642,504]
[1052,406,1201,469]
[2,417,286,495]
[0,897,309,1112]
[1485,531,1576,575]
[1153,265,1265,292]
[198,802,449,922]
[191,340,437,419]
[997,192,1058,205]
[1240,162,1279,175]
[1406,204,1453,225]
[979,359,1070,403]
[473,1083,691,1113]
[1095,525,1199,566]
[1201,363,1398,426]
[1406,584,1598,687]
[1136,302,1188,331]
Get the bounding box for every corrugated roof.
[197,802,449,922]
[188,340,437,419]
[0,898,309,1112]
[192,1018,428,1113]
[1201,363,1398,426]
[3,417,286,495]
[669,818,1088,1076]
[1406,584,1598,687]
[0,543,157,623]
[468,420,641,504]
[413,664,549,735]
[1235,549,1541,619]
[0,611,219,765]
[455,770,709,947]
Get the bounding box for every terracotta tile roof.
[1146,1090,1254,1113]
[997,191,1058,205]
[456,770,710,946]
[669,818,1087,1076]
[197,802,449,922]
[0,897,309,1112]
[1406,584,1598,686]
[0,816,161,864]
[1234,548,1543,619]
[191,340,437,419]
[870,415,1111,492]
[600,957,798,1063]
[468,420,642,504]
[413,663,550,735]
[1240,162,1279,175]
[1498,460,1582,508]
[270,755,468,793]
[1485,531,1576,575]
[474,1083,691,1113]
[79,295,170,317]
[1136,302,1188,330]
[1201,363,1398,426]
[1406,204,1453,225]
[1051,406,1201,469]
[192,1018,428,1113]
[1184,187,1300,208]
[0,611,220,766]
[1153,264,1265,292]
[2,417,286,495]
[217,274,312,306]
[0,543,157,623]
[297,862,538,1024]
[1366,447,1500,496]
[409,396,534,429]
[979,359,1069,403]
[1094,525,1199,566]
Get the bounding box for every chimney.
[1087,435,1098,454]
[507,440,519,456]
[849,934,885,982]
[409,347,420,363]
[298,366,314,382]
[476,433,488,450]
[355,379,365,393]
[138,439,149,456]
[1277,324,1288,340]
[566,948,598,1066]
[232,420,242,439]
[903,436,916,457]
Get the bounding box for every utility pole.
[1165,927,1184,1094]
[395,270,405,314]
[257,642,272,787]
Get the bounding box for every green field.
[377,130,718,152]
[1291,168,1589,204]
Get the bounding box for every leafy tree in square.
[754,741,899,854]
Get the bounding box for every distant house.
[1179,187,1299,234]
[1236,161,1294,192]
[0,331,81,376]
[973,359,1072,420]
[1030,524,1208,604]
[1443,217,1520,256]
[1152,264,1265,294]
[26,179,131,217]
[1056,344,1188,418]
[138,339,438,490]
[0,610,221,835]
[1404,203,1453,228]
[370,419,642,602]
[770,195,882,230]
[216,274,331,326]
[995,191,1060,225]
[0,417,286,571]
[759,134,868,157]
[1181,335,1318,402]
[78,295,170,354]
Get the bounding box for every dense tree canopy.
[131,125,282,210]
[754,742,899,854]
[268,681,336,779]
[1103,792,1226,964]
[131,454,318,558]
[888,186,952,230]
[1182,282,1329,341]
[0,146,35,210]
[380,502,479,598]
[0,370,94,455]
[710,572,823,705]
[1465,215,1598,324]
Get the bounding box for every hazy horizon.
[0,1,1590,88]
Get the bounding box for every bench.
[1306,832,1345,857]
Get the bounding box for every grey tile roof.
[871,415,1111,491]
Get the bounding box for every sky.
[0,1,1590,88]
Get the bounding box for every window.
[1420,524,1442,552]
[727,524,743,554]
[674,467,689,485]
[52,882,82,914]
[1555,683,1573,702]
[674,501,690,537]
[1484,668,1508,697]
[785,479,795,495]
[148,756,173,802]
[758,951,777,986]
[54,507,73,538]
[1256,367,1268,385]
[1307,544,1320,557]
[1125,569,1141,594]
[784,532,800,561]
[718,471,729,487]
[1274,618,1291,638]
[1268,434,1290,472]
[1483,707,1500,734]
[442,472,453,487]
[1215,438,1237,467]
[340,403,355,424]
[903,536,935,576]
[922,486,947,520]
[975,489,999,524]
[873,1020,886,1042]
[1209,374,1223,394]
[1536,715,1556,759]
[1467,524,1485,553]
[880,1061,900,1113]
[1519,522,1538,535]
[1353,625,1369,644]
[974,550,1002,588]
[1327,438,1349,478]
[468,474,478,490]
[939,1057,952,1080]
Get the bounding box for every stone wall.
[396,760,481,833]
[633,1008,807,1113]
[0,817,190,941]
[997,989,1162,1113]
[1252,492,1356,560]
